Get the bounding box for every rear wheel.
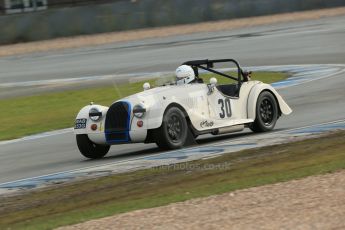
[76,134,110,159]
[155,107,189,149]
[250,91,278,132]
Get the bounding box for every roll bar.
[182,59,244,88]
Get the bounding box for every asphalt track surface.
[0,15,345,184]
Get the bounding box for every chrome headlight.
[133,104,146,118]
[89,107,102,121]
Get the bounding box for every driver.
[175,65,196,85]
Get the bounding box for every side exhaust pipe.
[212,124,244,135]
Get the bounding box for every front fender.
[247,83,292,120]
[74,104,109,144]
[143,97,209,131]
[143,100,187,130]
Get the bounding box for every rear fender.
[247,83,292,120]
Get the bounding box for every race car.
[74,59,292,159]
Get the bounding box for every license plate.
[75,118,87,129]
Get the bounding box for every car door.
[206,87,242,128]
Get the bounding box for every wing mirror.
[207,77,217,95]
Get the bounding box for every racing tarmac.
[0,15,345,186]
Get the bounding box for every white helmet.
[175,65,195,85]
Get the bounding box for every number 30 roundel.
[218,98,232,118]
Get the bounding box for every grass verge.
[0,72,287,140]
[0,130,344,230]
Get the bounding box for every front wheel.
[155,106,189,150]
[76,134,110,159]
[250,91,278,132]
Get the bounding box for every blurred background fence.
[0,0,345,44]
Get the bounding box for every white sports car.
[74,59,292,159]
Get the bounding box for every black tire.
[250,91,278,133]
[155,106,189,149]
[76,134,110,159]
